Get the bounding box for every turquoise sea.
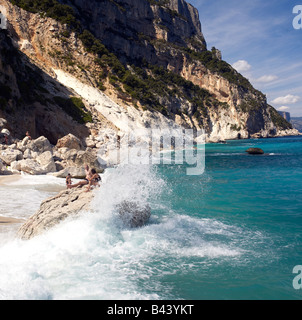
[0,136,301,300]
[156,136,302,300]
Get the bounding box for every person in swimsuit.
[85,168,101,192]
[68,165,92,189]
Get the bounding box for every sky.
[188,0,302,117]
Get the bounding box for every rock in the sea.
[117,200,151,228]
[18,189,152,240]
[18,187,94,240]
[246,148,264,155]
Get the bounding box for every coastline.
[0,216,24,225]
[0,174,23,226]
[0,174,21,186]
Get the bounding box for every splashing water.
[0,157,284,300]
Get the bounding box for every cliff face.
[70,0,205,64]
[0,0,297,146]
[0,30,89,143]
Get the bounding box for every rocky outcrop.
[117,200,151,228]
[1,133,104,176]
[18,187,152,240]
[18,187,94,240]
[0,148,23,165]
[246,148,264,155]
[71,0,206,64]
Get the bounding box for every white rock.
[1,128,10,136]
[50,166,86,179]
[36,151,56,173]
[56,134,83,150]
[0,149,23,165]
[10,160,21,172]
[17,159,46,175]
[23,149,33,159]
[27,136,52,155]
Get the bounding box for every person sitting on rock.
[85,168,101,192]
[68,164,92,189]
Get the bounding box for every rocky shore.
[17,186,151,240]
[1,115,300,240]
[17,187,94,240]
[0,125,104,178]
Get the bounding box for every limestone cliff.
[0,0,298,147]
[0,29,98,143]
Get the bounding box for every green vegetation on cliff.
[11,0,80,29]
[10,0,219,120]
[269,106,293,130]
[53,96,92,124]
[9,0,292,132]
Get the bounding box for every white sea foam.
[0,175,65,221]
[0,165,264,300]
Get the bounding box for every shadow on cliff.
[0,30,90,144]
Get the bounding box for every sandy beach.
[0,174,23,225]
[0,216,24,224]
[0,174,21,186]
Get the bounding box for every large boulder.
[18,188,94,240]
[36,151,56,173]
[29,136,53,154]
[18,190,152,240]
[73,149,103,173]
[59,148,78,161]
[117,200,151,228]
[18,136,53,154]
[11,151,56,175]
[54,148,104,175]
[14,159,46,175]
[56,134,83,150]
[51,166,87,179]
[0,149,23,165]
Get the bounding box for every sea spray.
[91,164,167,224]
[0,164,168,299]
[0,155,283,300]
